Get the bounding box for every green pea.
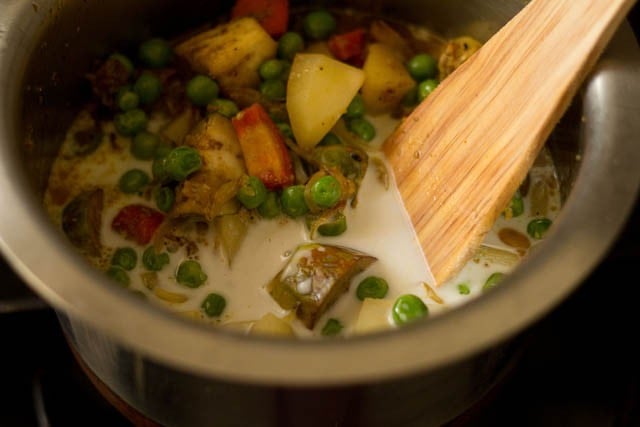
[319,132,342,146]
[482,272,504,292]
[164,146,202,181]
[257,191,281,219]
[392,294,428,326]
[186,75,219,106]
[115,109,147,136]
[506,190,525,218]
[111,247,138,271]
[201,293,226,317]
[177,260,207,288]
[527,218,552,239]
[458,283,471,295]
[402,87,419,108]
[118,169,150,194]
[134,73,162,105]
[303,10,336,40]
[155,141,174,159]
[139,38,173,68]
[347,118,376,142]
[152,156,169,183]
[106,267,130,287]
[259,59,287,81]
[276,122,294,139]
[237,176,267,209]
[321,318,344,336]
[281,185,309,217]
[116,87,140,111]
[356,276,389,301]
[260,79,286,101]
[109,53,134,77]
[278,32,305,61]
[131,131,160,160]
[209,98,239,118]
[407,53,438,81]
[317,213,347,236]
[155,186,175,213]
[111,247,137,271]
[417,79,439,102]
[345,94,365,119]
[309,175,342,208]
[142,246,170,271]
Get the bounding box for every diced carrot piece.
[111,205,165,245]
[232,103,295,190]
[328,28,367,65]
[231,0,289,37]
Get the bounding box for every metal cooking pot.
[1,0,639,425]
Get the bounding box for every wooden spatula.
[383,0,636,286]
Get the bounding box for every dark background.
[1,6,639,427]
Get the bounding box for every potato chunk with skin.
[172,114,246,221]
[175,17,277,91]
[287,54,365,150]
[267,243,377,329]
[361,43,415,115]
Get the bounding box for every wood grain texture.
[383,0,636,285]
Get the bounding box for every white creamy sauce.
[46,110,560,338]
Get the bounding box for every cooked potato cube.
[353,298,394,335]
[361,43,415,114]
[287,54,365,150]
[175,17,277,91]
[250,313,294,337]
[267,243,377,329]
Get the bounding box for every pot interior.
[1,0,638,385]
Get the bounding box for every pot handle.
[0,256,48,313]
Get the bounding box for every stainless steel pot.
[1,1,639,426]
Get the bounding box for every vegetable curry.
[44,1,560,338]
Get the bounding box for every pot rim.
[1,1,639,386]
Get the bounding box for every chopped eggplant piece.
[267,243,377,329]
[61,189,104,256]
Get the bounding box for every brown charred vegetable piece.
[87,56,132,109]
[267,243,377,329]
[61,189,104,256]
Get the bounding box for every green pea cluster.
[402,53,441,111]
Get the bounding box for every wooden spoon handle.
[383,0,636,285]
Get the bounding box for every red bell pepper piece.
[328,28,367,64]
[111,205,165,245]
[232,103,295,190]
[231,0,289,37]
